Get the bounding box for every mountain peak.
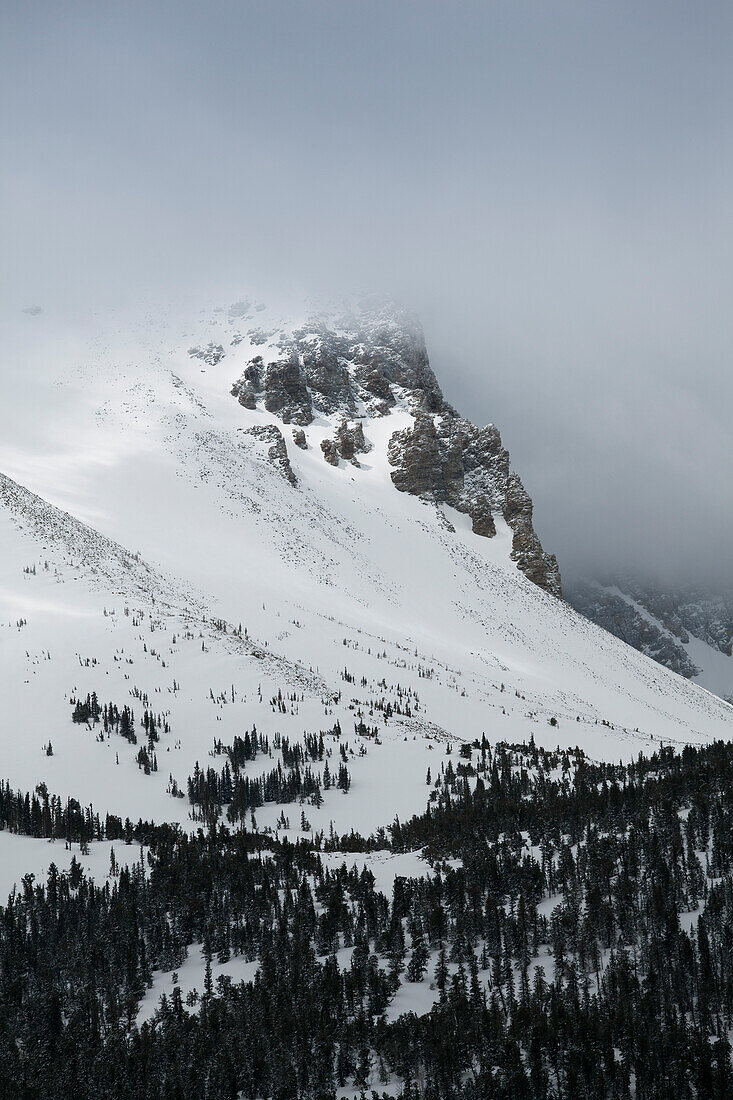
[227,299,561,595]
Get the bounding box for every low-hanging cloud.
[2,1,732,588]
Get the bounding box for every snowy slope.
[568,578,733,701]
[0,295,731,884]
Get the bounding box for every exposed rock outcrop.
[233,302,443,422]
[320,417,371,468]
[616,580,733,657]
[242,425,297,487]
[334,418,370,465]
[228,299,560,595]
[189,343,225,366]
[231,352,313,424]
[387,412,561,595]
[568,577,733,692]
[292,428,308,450]
[263,355,313,425]
[294,325,356,416]
[566,581,701,679]
[230,356,262,409]
[504,473,562,595]
[321,438,339,467]
[388,414,445,497]
[349,305,443,414]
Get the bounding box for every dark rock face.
[228,299,560,595]
[263,355,313,425]
[504,473,562,595]
[293,325,356,416]
[388,414,445,497]
[242,425,297,487]
[321,438,339,466]
[352,355,395,414]
[350,307,443,414]
[292,428,308,450]
[568,578,733,688]
[230,357,263,410]
[566,581,701,678]
[232,353,313,424]
[334,418,370,464]
[617,581,733,657]
[387,412,561,596]
[321,418,371,467]
[441,419,506,539]
[232,302,443,422]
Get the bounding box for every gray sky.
[2,1,732,586]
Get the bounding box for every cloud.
[2,1,732,587]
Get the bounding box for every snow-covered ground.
[137,944,260,1025]
[0,295,731,898]
[0,829,144,902]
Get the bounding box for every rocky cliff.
[567,577,733,696]
[229,299,561,596]
[565,580,701,678]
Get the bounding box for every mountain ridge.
[568,576,733,701]
[227,299,561,595]
[1,294,733,1090]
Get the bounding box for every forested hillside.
[3,737,733,1098]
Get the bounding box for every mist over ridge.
[3,1,732,589]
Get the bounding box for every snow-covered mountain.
[3,293,733,1095]
[1,294,731,863]
[567,577,733,702]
